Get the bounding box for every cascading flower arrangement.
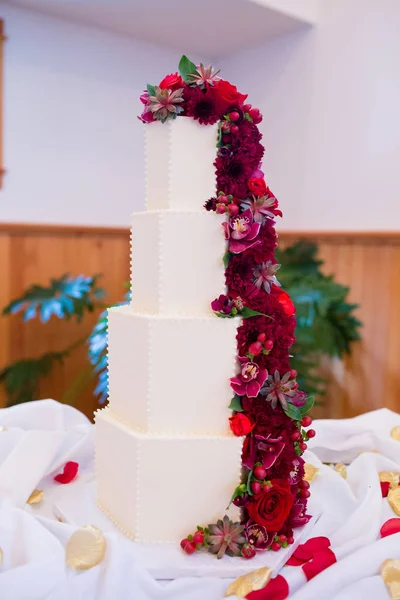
[139,56,315,560]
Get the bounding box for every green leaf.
[223,251,233,268]
[226,484,247,509]
[178,55,198,83]
[2,274,105,324]
[284,403,302,421]
[300,396,315,416]
[146,83,156,96]
[246,469,254,496]
[228,394,243,412]
[240,307,272,319]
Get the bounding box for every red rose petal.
[292,544,313,562]
[380,518,400,538]
[286,555,306,566]
[247,575,289,599]
[302,548,337,581]
[54,461,79,484]
[380,481,390,497]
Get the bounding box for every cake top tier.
[145,119,218,211]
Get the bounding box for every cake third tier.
[107,305,238,436]
[130,210,226,316]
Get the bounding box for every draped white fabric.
[0,400,399,600]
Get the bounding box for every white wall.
[0,3,181,226]
[220,0,400,230]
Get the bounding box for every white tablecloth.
[0,400,399,600]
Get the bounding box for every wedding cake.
[95,56,314,560]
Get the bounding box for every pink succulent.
[241,193,282,223]
[260,370,298,410]
[230,356,268,398]
[222,209,261,254]
[187,63,221,87]
[148,87,184,123]
[253,261,281,293]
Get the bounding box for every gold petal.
[388,488,400,516]
[335,463,347,479]
[225,566,272,598]
[0,426,7,432]
[27,489,44,505]
[391,427,400,441]
[380,472,400,490]
[66,525,106,570]
[304,462,319,483]
[381,559,400,599]
[0,547,3,565]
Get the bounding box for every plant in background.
[0,242,361,407]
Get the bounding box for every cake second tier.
[107,306,238,436]
[130,209,226,316]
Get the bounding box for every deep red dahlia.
[215,151,256,198]
[183,86,221,125]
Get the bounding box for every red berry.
[271,542,281,552]
[249,107,262,123]
[279,534,287,543]
[301,416,313,428]
[193,531,204,545]
[230,124,239,134]
[228,203,239,217]
[290,369,297,379]
[180,538,189,550]
[248,341,262,356]
[287,536,294,545]
[299,488,311,499]
[229,111,240,122]
[307,429,316,438]
[299,442,308,452]
[241,543,256,559]
[251,481,261,494]
[299,480,310,489]
[291,430,301,442]
[254,465,267,480]
[216,204,227,214]
[263,339,274,351]
[184,541,197,554]
[218,195,228,204]
[257,333,266,342]
[221,121,231,132]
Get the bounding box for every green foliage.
[276,241,362,399]
[178,55,197,83]
[0,351,67,406]
[3,274,105,323]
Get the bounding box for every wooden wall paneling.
[0,224,399,420]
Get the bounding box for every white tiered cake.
[95,118,243,543]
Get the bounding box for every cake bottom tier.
[95,409,243,543]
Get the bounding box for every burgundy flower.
[287,498,311,528]
[253,261,281,293]
[215,151,256,198]
[245,521,275,551]
[230,356,268,398]
[183,86,221,124]
[222,209,261,254]
[288,457,304,486]
[242,433,285,469]
[211,294,233,315]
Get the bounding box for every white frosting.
[107,306,238,436]
[130,210,226,315]
[96,116,242,544]
[145,119,218,211]
[95,409,242,543]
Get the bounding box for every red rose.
[248,177,267,196]
[276,289,296,316]
[159,72,184,90]
[215,79,248,110]
[247,479,294,531]
[229,413,254,436]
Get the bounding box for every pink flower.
[242,433,285,469]
[222,209,261,254]
[230,356,268,398]
[253,261,281,293]
[241,192,282,223]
